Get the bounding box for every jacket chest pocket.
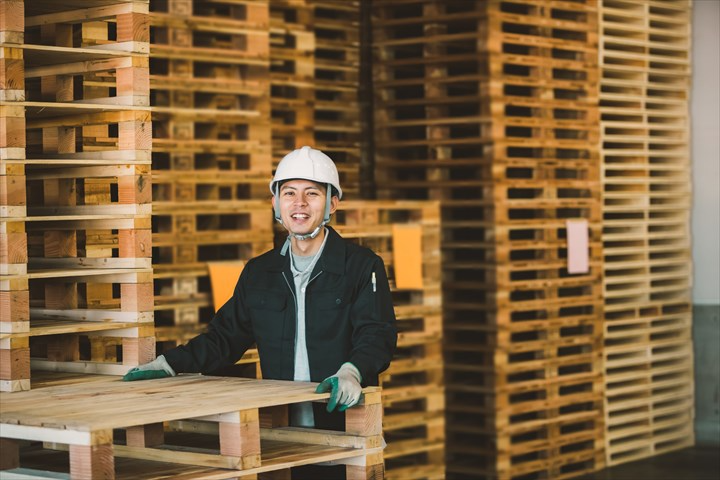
[315,291,346,310]
[246,290,289,341]
[308,291,348,337]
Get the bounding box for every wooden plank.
[0,424,111,446]
[0,376,380,432]
[25,3,148,28]
[1,377,384,477]
[260,428,382,450]
[113,443,250,470]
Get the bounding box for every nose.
[293,193,308,205]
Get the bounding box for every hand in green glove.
[315,362,362,412]
[122,355,176,381]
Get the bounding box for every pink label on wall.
[566,219,590,274]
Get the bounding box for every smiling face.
[273,179,338,250]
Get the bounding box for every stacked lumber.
[1,0,155,391]
[310,0,362,199]
[148,0,273,367]
[373,1,604,478]
[269,0,362,245]
[333,200,444,480]
[1,376,384,479]
[269,0,314,164]
[599,0,694,466]
[0,0,27,393]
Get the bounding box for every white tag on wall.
[566,219,590,274]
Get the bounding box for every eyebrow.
[280,184,322,193]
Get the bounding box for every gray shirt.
[288,230,328,427]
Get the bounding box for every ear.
[271,195,276,209]
[329,195,339,214]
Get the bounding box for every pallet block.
[0,376,384,479]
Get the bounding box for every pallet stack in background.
[310,0,362,199]
[269,0,314,165]
[373,1,605,478]
[1,0,27,392]
[334,200,445,480]
[270,0,361,197]
[148,0,273,375]
[0,1,700,479]
[477,2,604,478]
[599,0,694,466]
[1,0,155,391]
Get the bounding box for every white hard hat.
[269,146,342,199]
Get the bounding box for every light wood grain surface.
[0,375,380,432]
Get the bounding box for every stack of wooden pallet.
[373,1,604,478]
[599,0,694,466]
[333,200,444,480]
[475,4,605,478]
[310,0,362,199]
[1,0,27,393]
[1,0,155,391]
[148,0,273,366]
[269,0,314,164]
[269,1,362,199]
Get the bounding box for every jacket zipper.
[283,270,323,376]
[309,271,323,285]
[282,270,324,309]
[282,271,297,311]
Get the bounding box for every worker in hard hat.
[124,146,397,477]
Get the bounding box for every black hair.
[278,179,339,198]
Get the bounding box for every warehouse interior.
[1,0,718,479]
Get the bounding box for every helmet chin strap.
[275,183,333,255]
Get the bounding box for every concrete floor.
[579,446,720,480]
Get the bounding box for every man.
[124,146,398,478]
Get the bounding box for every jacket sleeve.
[163,261,256,374]
[348,255,398,385]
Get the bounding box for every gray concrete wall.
[693,305,720,445]
[691,1,720,447]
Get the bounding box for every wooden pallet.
[150,198,272,331]
[144,0,275,372]
[310,0,362,198]
[381,348,445,480]
[332,200,442,333]
[0,0,28,395]
[372,2,603,478]
[599,0,693,467]
[149,0,272,201]
[152,201,273,270]
[1,0,154,392]
[1,375,384,479]
[269,1,314,163]
[331,199,444,479]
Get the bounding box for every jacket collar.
[267,226,345,276]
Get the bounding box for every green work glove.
[315,362,362,413]
[122,355,176,381]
